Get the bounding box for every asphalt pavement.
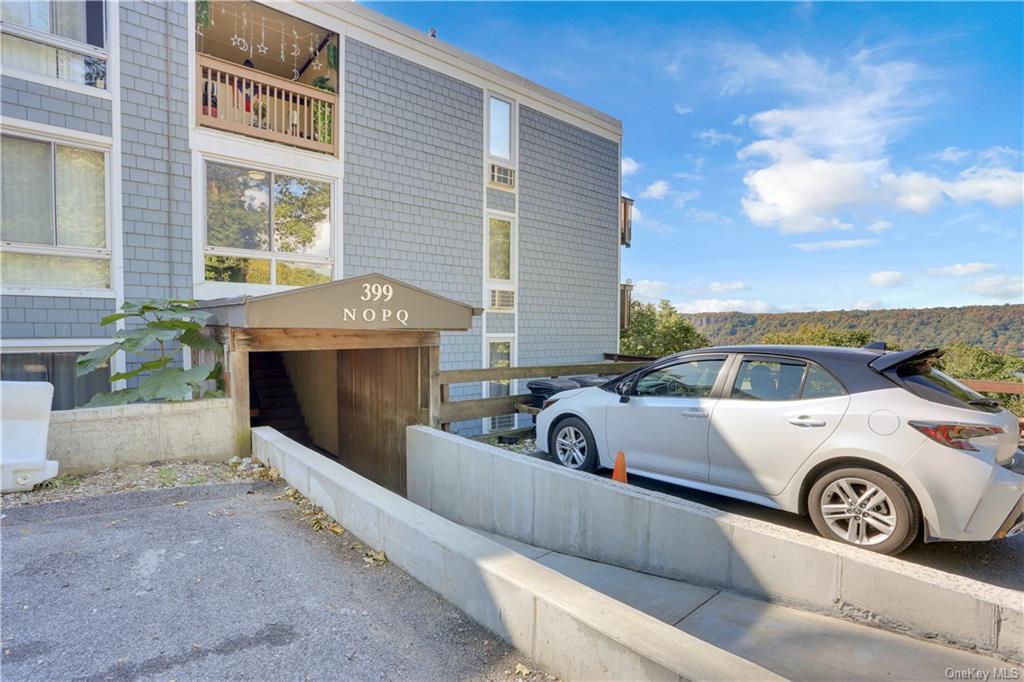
[1,482,546,682]
[526,450,1024,591]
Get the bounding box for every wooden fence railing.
[435,361,645,430]
[197,53,338,156]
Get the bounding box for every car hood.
[550,387,589,402]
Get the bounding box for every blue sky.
[367,2,1024,312]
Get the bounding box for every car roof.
[669,344,884,365]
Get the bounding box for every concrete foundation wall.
[406,426,1024,661]
[48,399,235,474]
[282,351,339,455]
[253,427,776,681]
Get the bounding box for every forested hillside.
[683,305,1024,355]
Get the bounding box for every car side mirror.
[617,381,632,403]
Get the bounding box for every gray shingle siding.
[119,0,192,301]
[0,76,112,136]
[342,38,483,374]
[517,106,619,365]
[486,187,516,214]
[486,312,515,335]
[1,296,114,339]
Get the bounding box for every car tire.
[808,466,919,555]
[549,417,599,472]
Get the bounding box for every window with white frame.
[0,0,107,89]
[0,134,110,290]
[486,338,515,431]
[488,96,512,161]
[486,215,515,310]
[203,160,333,287]
[0,349,111,410]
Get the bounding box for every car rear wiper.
[968,398,1001,407]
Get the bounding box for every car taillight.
[541,397,560,409]
[909,421,1005,451]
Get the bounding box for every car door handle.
[682,408,708,418]
[789,416,826,427]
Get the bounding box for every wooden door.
[337,347,422,495]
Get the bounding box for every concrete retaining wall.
[407,426,1024,661]
[252,427,779,681]
[48,399,235,474]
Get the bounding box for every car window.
[801,364,845,399]
[892,360,1001,413]
[731,359,806,401]
[634,359,725,398]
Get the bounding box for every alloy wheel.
[554,425,587,468]
[819,476,898,546]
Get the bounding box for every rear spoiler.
[868,347,943,373]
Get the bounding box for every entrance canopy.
[198,273,482,332]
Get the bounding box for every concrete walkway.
[475,530,1023,681]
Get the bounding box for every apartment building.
[0,0,627,431]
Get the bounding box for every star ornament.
[312,58,323,70]
[256,42,268,55]
[230,33,243,47]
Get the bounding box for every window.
[731,359,806,401]
[890,360,999,414]
[1,1,107,89]
[488,96,512,160]
[203,161,332,287]
[1,350,110,410]
[1,134,109,289]
[488,217,512,282]
[635,359,725,398]
[487,339,514,431]
[802,364,846,400]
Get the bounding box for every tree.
[761,324,875,348]
[937,344,1024,416]
[620,300,709,358]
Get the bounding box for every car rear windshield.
[889,361,1002,413]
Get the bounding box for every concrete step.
[251,377,292,389]
[257,396,300,409]
[255,386,296,399]
[258,406,302,419]
[474,530,1021,682]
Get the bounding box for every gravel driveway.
[1,481,548,682]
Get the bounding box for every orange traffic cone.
[612,451,628,484]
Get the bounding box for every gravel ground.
[0,461,256,509]
[498,438,1024,591]
[1,480,552,682]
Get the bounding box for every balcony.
[194,0,338,156]
[197,55,337,155]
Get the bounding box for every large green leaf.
[109,357,172,383]
[76,343,120,377]
[180,328,223,355]
[137,365,216,402]
[114,326,179,353]
[84,388,140,407]
[99,311,144,326]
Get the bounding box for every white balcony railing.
[197,54,338,156]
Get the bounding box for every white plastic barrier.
[1,381,59,492]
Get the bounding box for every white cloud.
[851,298,886,310]
[695,129,742,147]
[674,104,693,115]
[865,219,893,233]
[929,147,972,164]
[716,45,1023,232]
[674,298,776,313]
[621,157,641,177]
[640,179,671,200]
[632,280,671,302]
[630,204,643,224]
[790,238,878,252]
[869,271,908,287]
[687,208,733,224]
[708,280,750,293]
[926,262,996,277]
[967,275,1023,299]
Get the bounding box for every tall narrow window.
[203,161,333,287]
[488,217,511,282]
[488,96,511,160]
[1,351,111,410]
[487,339,514,431]
[0,134,109,289]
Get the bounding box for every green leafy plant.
[75,299,223,407]
[311,76,335,145]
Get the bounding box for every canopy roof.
[197,273,481,331]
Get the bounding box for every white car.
[536,345,1024,554]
